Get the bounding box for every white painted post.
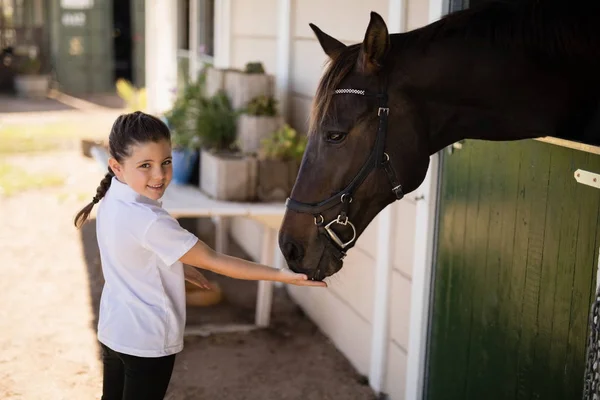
[405,153,441,400]
[276,0,292,120]
[145,0,178,115]
[256,228,276,327]
[189,0,199,81]
[404,1,447,396]
[368,204,396,394]
[368,0,407,396]
[212,215,229,255]
[213,0,232,68]
[145,0,156,112]
[273,241,285,289]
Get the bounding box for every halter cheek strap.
[285,87,404,258]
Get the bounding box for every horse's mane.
[309,0,600,134]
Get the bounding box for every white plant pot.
[223,70,274,110]
[236,114,284,154]
[205,67,227,97]
[255,159,300,202]
[14,74,49,98]
[200,148,257,201]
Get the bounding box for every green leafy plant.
[244,62,265,74]
[17,56,41,75]
[164,97,198,149]
[196,90,238,152]
[164,70,209,149]
[244,95,278,116]
[259,124,307,162]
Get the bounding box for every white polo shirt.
[95,177,198,357]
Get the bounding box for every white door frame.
[213,0,232,68]
[405,2,448,399]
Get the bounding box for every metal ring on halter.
[340,194,353,204]
[314,214,324,226]
[383,152,390,162]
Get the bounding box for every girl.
[74,111,326,400]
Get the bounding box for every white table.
[90,146,286,335]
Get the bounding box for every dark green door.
[51,0,114,94]
[426,139,600,399]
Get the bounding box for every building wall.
[227,1,430,398]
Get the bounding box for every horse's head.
[279,12,431,280]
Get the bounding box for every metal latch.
[575,169,600,189]
[446,140,465,155]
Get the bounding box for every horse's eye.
[325,131,347,143]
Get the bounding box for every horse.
[278,0,600,281]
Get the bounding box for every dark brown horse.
[279,0,600,281]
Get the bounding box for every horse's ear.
[359,11,390,73]
[309,23,347,59]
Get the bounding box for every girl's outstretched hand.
[277,268,328,287]
[183,264,213,290]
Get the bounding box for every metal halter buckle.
[324,217,357,249]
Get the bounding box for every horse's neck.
[392,39,598,155]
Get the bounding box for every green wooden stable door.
[427,139,600,399]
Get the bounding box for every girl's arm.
[179,240,327,287]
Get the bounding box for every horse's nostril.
[282,241,304,263]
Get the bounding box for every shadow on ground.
[0,93,125,114]
[0,95,73,113]
[79,217,377,400]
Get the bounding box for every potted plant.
[254,124,307,202]
[197,90,257,201]
[13,55,49,98]
[236,95,284,154]
[223,61,275,110]
[164,80,204,184]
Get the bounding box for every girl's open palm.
[278,269,328,287]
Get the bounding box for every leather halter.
[285,88,404,259]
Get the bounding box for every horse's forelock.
[309,45,361,136]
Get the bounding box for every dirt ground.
[0,106,376,399]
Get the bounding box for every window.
[197,0,213,57]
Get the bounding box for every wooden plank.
[478,141,522,398]
[493,142,522,399]
[514,141,551,400]
[529,143,569,399]
[543,144,581,398]
[464,140,495,398]
[564,152,600,399]
[427,142,471,399]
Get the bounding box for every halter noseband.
[285,87,404,259]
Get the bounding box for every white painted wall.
[145,0,178,114]
[225,1,431,399]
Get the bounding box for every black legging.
[100,343,176,400]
